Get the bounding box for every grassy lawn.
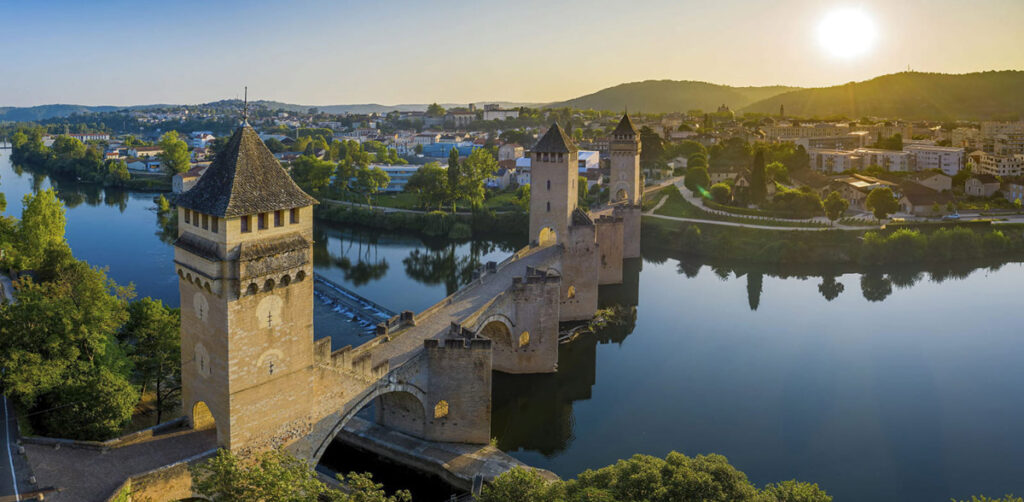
[653,186,827,228]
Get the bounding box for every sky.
[1,0,1022,107]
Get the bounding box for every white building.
[903,145,964,175]
[375,164,421,192]
[974,153,1024,177]
[577,150,600,174]
[809,148,914,173]
[514,157,531,186]
[482,104,520,121]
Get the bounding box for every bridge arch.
[537,226,557,247]
[476,315,515,349]
[310,380,428,464]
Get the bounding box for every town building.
[903,145,964,175]
[1002,178,1024,204]
[498,143,524,161]
[906,171,952,192]
[973,153,1024,177]
[898,182,953,216]
[374,164,421,192]
[482,104,520,121]
[126,157,163,173]
[173,165,209,194]
[794,131,870,151]
[129,146,164,158]
[965,174,1001,197]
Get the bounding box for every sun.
[817,7,877,59]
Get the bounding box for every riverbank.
[642,213,1024,267]
[315,200,528,245]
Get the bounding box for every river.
[3,150,1024,501]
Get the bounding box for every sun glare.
[817,7,877,59]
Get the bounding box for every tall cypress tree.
[750,149,767,204]
[447,147,460,212]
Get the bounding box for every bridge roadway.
[368,243,560,369]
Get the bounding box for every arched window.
[246,283,259,295]
[546,201,550,212]
[547,179,551,190]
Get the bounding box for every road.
[1,396,29,502]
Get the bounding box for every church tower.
[609,112,641,205]
[173,124,319,452]
[528,123,579,246]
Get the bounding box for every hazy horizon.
[2,0,1023,107]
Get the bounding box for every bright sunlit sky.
[1,0,1022,107]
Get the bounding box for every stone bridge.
[292,243,564,463]
[170,118,644,492]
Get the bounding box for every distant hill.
[0,100,542,122]
[742,71,1024,121]
[0,104,125,122]
[546,80,801,113]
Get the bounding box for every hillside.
[0,104,123,122]
[742,71,1024,120]
[546,80,801,113]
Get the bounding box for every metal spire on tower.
[242,86,249,125]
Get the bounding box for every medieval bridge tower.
[173,123,320,452]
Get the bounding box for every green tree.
[192,449,411,502]
[822,191,850,225]
[121,298,181,424]
[289,155,336,194]
[17,189,66,269]
[414,143,423,155]
[459,148,498,209]
[750,149,767,204]
[447,147,461,211]
[684,166,711,196]
[478,467,560,502]
[405,162,449,210]
[710,183,732,204]
[354,166,390,206]
[817,275,845,302]
[762,480,833,502]
[426,103,446,117]
[157,131,192,174]
[681,225,702,254]
[38,367,138,440]
[865,187,900,221]
[639,126,665,169]
[766,160,789,183]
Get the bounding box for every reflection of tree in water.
[746,272,763,311]
[671,255,1012,306]
[403,240,499,295]
[321,230,390,286]
[103,187,128,213]
[860,272,893,302]
[817,275,844,301]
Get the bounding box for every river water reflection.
[4,151,1024,501]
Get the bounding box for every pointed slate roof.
[175,125,317,217]
[612,113,638,136]
[532,123,577,153]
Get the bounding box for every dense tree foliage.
[192,449,411,502]
[9,128,134,186]
[120,298,181,424]
[0,191,180,439]
[405,162,450,210]
[865,187,900,221]
[479,452,831,502]
[157,131,192,173]
[684,166,711,195]
[823,191,850,224]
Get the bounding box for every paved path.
[645,178,874,231]
[370,245,561,369]
[1,397,33,502]
[24,428,216,501]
